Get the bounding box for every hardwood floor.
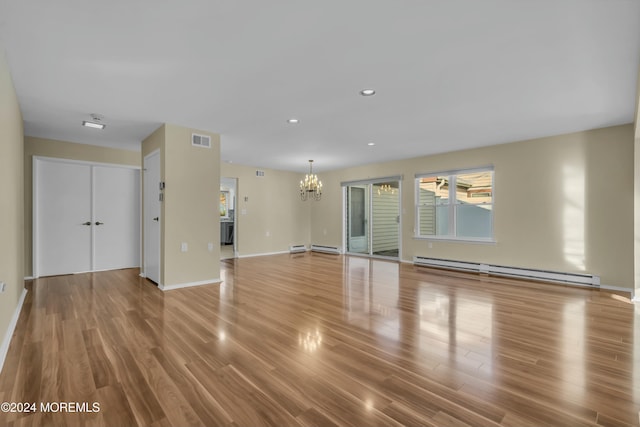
[0,253,638,427]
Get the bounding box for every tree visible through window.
[416,168,493,240]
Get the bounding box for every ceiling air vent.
[192,133,211,148]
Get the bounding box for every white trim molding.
[159,278,221,291]
[0,288,28,375]
[237,250,290,259]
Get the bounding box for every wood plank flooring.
[0,253,638,426]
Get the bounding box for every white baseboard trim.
[0,288,28,375]
[599,284,632,294]
[160,278,221,291]
[237,250,289,259]
[23,276,34,281]
[139,272,146,278]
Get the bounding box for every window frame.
[414,166,496,243]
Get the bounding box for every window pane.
[455,204,492,238]
[418,177,449,205]
[418,205,449,236]
[436,205,449,235]
[454,171,492,205]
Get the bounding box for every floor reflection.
[343,257,400,342]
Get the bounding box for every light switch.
[181,242,188,252]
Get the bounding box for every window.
[415,167,494,241]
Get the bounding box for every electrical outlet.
[208,243,214,252]
[181,242,188,252]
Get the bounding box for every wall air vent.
[192,133,211,148]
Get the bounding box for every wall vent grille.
[192,133,211,148]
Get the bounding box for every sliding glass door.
[344,178,401,259]
[347,186,369,254]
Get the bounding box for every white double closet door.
[34,158,140,277]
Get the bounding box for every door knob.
[82,221,91,226]
[153,217,159,222]
[95,221,104,226]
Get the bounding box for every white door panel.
[94,166,140,271]
[36,160,92,276]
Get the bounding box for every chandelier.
[300,160,322,201]
[377,184,396,195]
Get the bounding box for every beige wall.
[23,136,140,277]
[312,124,634,290]
[162,124,220,287]
[0,50,24,351]
[221,162,310,256]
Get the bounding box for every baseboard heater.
[413,256,600,287]
[289,244,307,254]
[310,244,341,255]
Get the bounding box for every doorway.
[220,177,237,259]
[344,178,401,259]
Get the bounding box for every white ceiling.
[1,0,639,173]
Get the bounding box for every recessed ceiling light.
[82,121,105,130]
[287,118,299,124]
[360,89,376,96]
[367,142,376,146]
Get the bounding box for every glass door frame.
[342,175,403,260]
